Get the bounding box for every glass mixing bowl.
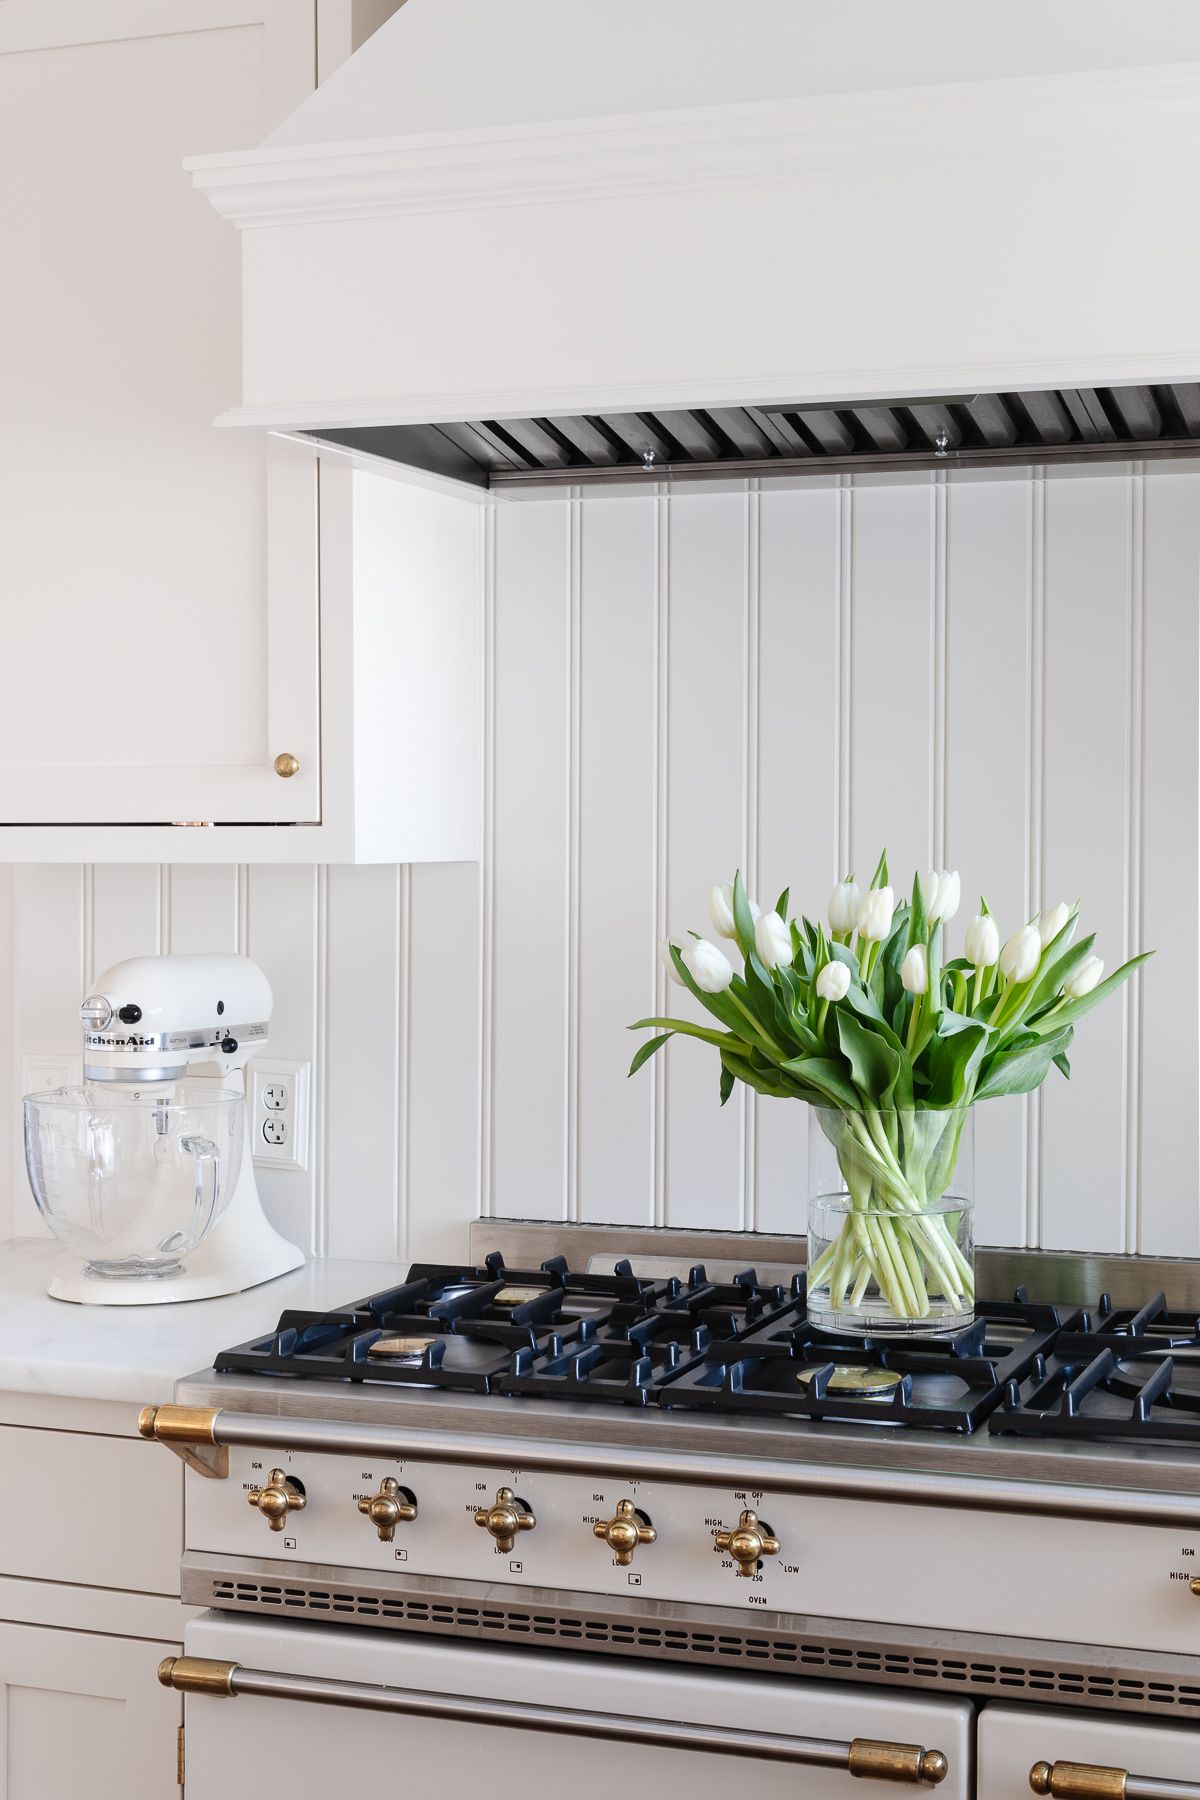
[23,1082,244,1280]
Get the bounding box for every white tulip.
[815,960,851,1003]
[964,914,1000,969]
[921,868,961,924]
[900,944,929,994]
[999,924,1041,984]
[828,878,862,935]
[681,938,735,995]
[707,883,737,940]
[659,940,686,987]
[1064,954,1104,999]
[1038,901,1071,947]
[754,911,792,972]
[856,885,895,942]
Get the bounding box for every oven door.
[177,1613,974,1799]
[978,1703,1200,1798]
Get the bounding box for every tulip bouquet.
[630,852,1149,1333]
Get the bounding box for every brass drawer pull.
[159,1658,947,1783]
[1031,1759,1200,1800]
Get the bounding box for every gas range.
[144,1226,1200,1800]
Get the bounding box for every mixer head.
[80,953,272,1084]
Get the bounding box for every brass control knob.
[714,1508,780,1578]
[474,1486,536,1553]
[246,1469,306,1532]
[593,1499,656,1566]
[1192,1578,1200,1597]
[357,1478,417,1543]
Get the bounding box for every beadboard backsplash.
[1,462,1195,1263]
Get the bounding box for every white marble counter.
[0,1238,410,1405]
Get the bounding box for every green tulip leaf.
[975,1027,1074,1099]
[836,1009,901,1104]
[627,1032,673,1077]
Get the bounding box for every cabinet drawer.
[0,1426,180,1594]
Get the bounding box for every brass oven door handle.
[1031,1760,1200,1800]
[159,1658,948,1784]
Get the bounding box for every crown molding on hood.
[187,65,1200,230]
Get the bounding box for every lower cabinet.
[978,1703,1200,1797]
[0,1621,181,1798]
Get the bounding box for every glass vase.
[806,1105,975,1337]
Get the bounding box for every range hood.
[187,0,1200,490]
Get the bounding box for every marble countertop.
[0,1238,410,1406]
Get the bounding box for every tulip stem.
[729,993,784,1056]
[905,993,923,1052]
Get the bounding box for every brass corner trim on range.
[1030,1762,1127,1800]
[158,1657,238,1698]
[849,1740,948,1786]
[137,1404,229,1479]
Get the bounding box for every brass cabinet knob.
[246,1469,306,1532]
[714,1508,780,1578]
[474,1486,536,1553]
[273,752,300,778]
[593,1499,656,1566]
[357,1478,417,1543]
[1029,1761,1129,1799]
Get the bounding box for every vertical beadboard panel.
[1040,473,1132,1252]
[0,866,13,1237]
[576,494,658,1226]
[244,865,320,1253]
[323,864,400,1260]
[944,475,1033,1247]
[90,864,162,975]
[490,499,571,1220]
[10,866,85,1236]
[1138,468,1200,1255]
[407,860,480,1263]
[849,479,936,879]
[664,488,748,1230]
[165,865,239,952]
[755,483,840,1236]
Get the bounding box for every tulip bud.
[707,883,737,940]
[815,960,851,1003]
[900,944,929,994]
[856,885,895,942]
[681,938,735,995]
[1063,954,1104,999]
[754,911,792,973]
[1038,901,1071,947]
[659,940,685,987]
[964,913,1000,969]
[828,878,862,935]
[999,924,1041,984]
[921,869,961,924]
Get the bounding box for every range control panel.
[186,1448,1200,1653]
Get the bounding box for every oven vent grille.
[208,1577,1199,1719]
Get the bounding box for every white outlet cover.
[23,1055,83,1096]
[250,1060,311,1172]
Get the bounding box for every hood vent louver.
[309,383,1200,491]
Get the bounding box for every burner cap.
[369,1335,436,1358]
[796,1364,902,1397]
[493,1285,544,1306]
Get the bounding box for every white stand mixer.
[36,953,304,1305]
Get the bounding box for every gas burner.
[991,1294,1200,1445]
[659,1292,1075,1432]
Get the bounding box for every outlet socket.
[250,1060,310,1171]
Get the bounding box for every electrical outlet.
[250,1060,310,1171]
[23,1055,82,1096]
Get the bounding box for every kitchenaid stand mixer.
[26,953,304,1305]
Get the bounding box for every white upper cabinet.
[0,0,477,862]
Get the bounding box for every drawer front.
[0,1426,180,1594]
[978,1704,1200,1799]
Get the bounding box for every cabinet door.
[0,1621,180,1798]
[0,2,321,825]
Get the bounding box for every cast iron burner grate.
[992,1290,1200,1444]
[656,1291,1076,1432]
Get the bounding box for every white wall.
[3,462,1195,1264]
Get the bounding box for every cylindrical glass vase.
[806,1106,975,1337]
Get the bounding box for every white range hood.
[188,0,1200,463]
